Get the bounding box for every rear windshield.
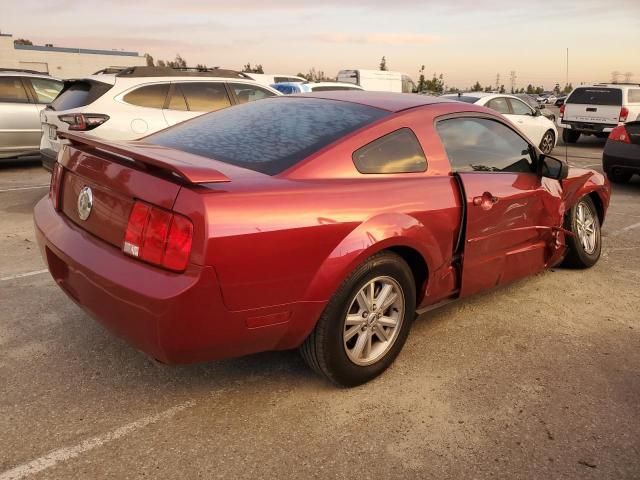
[147,98,388,175]
[567,87,622,106]
[50,80,112,111]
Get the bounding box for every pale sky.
[2,0,639,89]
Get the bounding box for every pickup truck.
[34,92,611,387]
[559,84,640,143]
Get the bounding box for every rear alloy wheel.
[562,129,580,144]
[300,252,415,387]
[607,168,632,184]
[562,196,601,268]
[539,130,555,154]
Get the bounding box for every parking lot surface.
[1,132,639,479]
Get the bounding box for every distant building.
[0,33,146,78]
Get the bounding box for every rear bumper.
[603,141,640,174]
[40,148,57,171]
[558,120,617,133]
[34,197,324,363]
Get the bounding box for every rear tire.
[607,169,632,184]
[300,252,416,387]
[561,196,601,269]
[562,129,580,144]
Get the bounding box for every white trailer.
[337,69,416,93]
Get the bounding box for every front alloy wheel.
[540,130,555,154]
[562,196,601,268]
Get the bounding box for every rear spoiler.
[60,132,231,184]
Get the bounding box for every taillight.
[609,125,630,144]
[49,161,63,210]
[559,104,565,119]
[59,113,109,131]
[123,201,193,272]
[619,107,629,123]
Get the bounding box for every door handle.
[473,192,499,209]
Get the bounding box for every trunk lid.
[564,87,622,125]
[55,133,231,250]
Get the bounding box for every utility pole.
[566,48,569,88]
[510,70,517,93]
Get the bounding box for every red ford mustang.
[34,92,610,386]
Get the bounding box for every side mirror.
[540,154,569,180]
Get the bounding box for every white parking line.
[0,269,48,281]
[0,185,49,193]
[0,401,195,480]
[611,221,640,236]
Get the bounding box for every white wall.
[0,35,145,79]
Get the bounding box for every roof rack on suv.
[96,66,252,79]
[0,68,50,75]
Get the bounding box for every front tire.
[562,129,580,144]
[561,196,601,268]
[300,252,416,387]
[539,130,556,154]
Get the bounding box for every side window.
[436,117,536,174]
[353,128,427,174]
[123,83,169,109]
[229,83,276,105]
[486,97,510,114]
[167,85,188,111]
[180,82,231,112]
[628,89,640,103]
[29,78,63,104]
[509,98,534,116]
[0,77,30,103]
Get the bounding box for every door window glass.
[229,83,276,104]
[29,78,63,104]
[123,83,169,109]
[436,117,536,173]
[628,89,640,103]
[179,82,231,112]
[0,77,30,103]
[486,97,510,114]
[167,85,188,111]
[508,98,534,115]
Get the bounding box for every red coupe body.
[34,92,610,365]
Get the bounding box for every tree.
[242,62,264,74]
[424,73,444,94]
[484,85,492,92]
[13,38,33,46]
[157,60,166,67]
[299,67,333,82]
[166,54,187,68]
[499,84,506,94]
[144,53,154,67]
[562,83,573,94]
[534,86,544,94]
[416,65,426,93]
[471,81,483,92]
[553,83,561,94]
[195,64,208,70]
[379,56,388,71]
[526,84,534,94]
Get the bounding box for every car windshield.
[567,87,622,106]
[146,97,389,175]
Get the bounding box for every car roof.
[0,69,60,80]
[293,91,456,112]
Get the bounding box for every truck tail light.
[559,104,565,119]
[123,201,193,272]
[49,161,63,210]
[609,125,630,144]
[58,113,109,131]
[619,107,629,123]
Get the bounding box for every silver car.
[0,70,63,161]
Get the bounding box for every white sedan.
[442,92,558,154]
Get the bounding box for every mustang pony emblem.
[77,186,93,221]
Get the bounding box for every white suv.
[40,66,281,170]
[558,83,640,143]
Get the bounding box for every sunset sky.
[2,0,639,89]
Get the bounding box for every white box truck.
[337,69,416,93]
